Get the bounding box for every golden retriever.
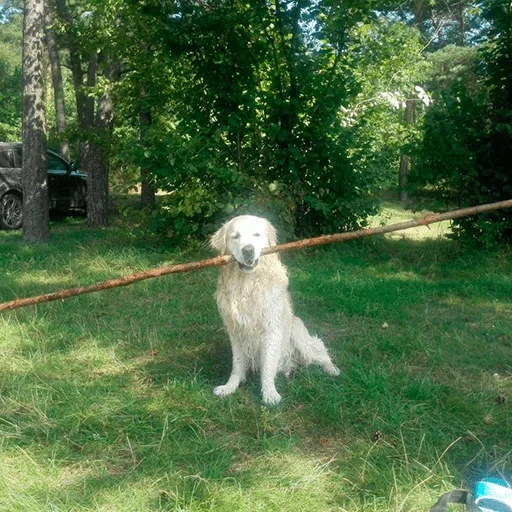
[211,215,340,405]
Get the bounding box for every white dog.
[211,215,340,405]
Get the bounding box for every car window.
[47,152,68,171]
[13,149,22,167]
[0,149,13,168]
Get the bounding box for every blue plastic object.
[474,478,512,512]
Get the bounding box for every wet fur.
[211,215,340,405]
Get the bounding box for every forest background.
[1,0,511,245]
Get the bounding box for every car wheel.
[0,193,23,230]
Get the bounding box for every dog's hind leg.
[291,317,340,376]
[214,337,248,398]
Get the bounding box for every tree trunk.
[53,0,94,166]
[139,98,155,209]
[53,0,116,228]
[399,154,410,203]
[54,0,86,130]
[77,51,97,170]
[84,143,109,227]
[458,1,466,46]
[22,0,50,243]
[45,2,70,160]
[413,0,426,26]
[85,137,109,229]
[86,61,118,228]
[399,98,415,204]
[431,11,444,47]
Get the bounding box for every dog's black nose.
[242,245,255,260]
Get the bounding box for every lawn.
[0,207,511,511]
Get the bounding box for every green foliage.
[5,0,511,244]
[114,0,397,240]
[411,28,512,245]
[131,129,299,243]
[393,0,486,48]
[0,11,22,140]
[411,45,486,197]
[343,20,426,189]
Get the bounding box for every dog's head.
[211,215,277,272]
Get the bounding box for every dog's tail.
[290,316,340,375]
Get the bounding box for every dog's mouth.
[237,258,259,272]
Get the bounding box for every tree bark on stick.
[1,199,511,313]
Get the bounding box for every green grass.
[370,199,452,240]
[0,211,511,511]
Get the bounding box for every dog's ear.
[266,221,278,247]
[210,222,228,254]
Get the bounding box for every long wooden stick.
[1,199,511,313]
[267,198,512,255]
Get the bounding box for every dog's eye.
[232,233,241,240]
[253,233,261,237]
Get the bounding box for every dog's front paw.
[322,362,341,376]
[329,365,341,376]
[213,384,236,397]
[262,389,282,406]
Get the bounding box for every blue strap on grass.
[429,479,512,512]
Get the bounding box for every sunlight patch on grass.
[371,201,452,240]
[188,452,342,511]
[0,449,162,512]
[64,343,128,378]
[0,452,58,511]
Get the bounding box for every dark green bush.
[410,42,512,246]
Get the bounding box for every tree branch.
[1,199,511,313]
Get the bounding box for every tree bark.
[399,154,410,203]
[45,2,70,160]
[458,1,466,46]
[22,0,50,243]
[53,0,90,132]
[53,0,114,228]
[413,0,426,26]
[85,60,118,228]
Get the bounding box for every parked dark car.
[0,142,87,230]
